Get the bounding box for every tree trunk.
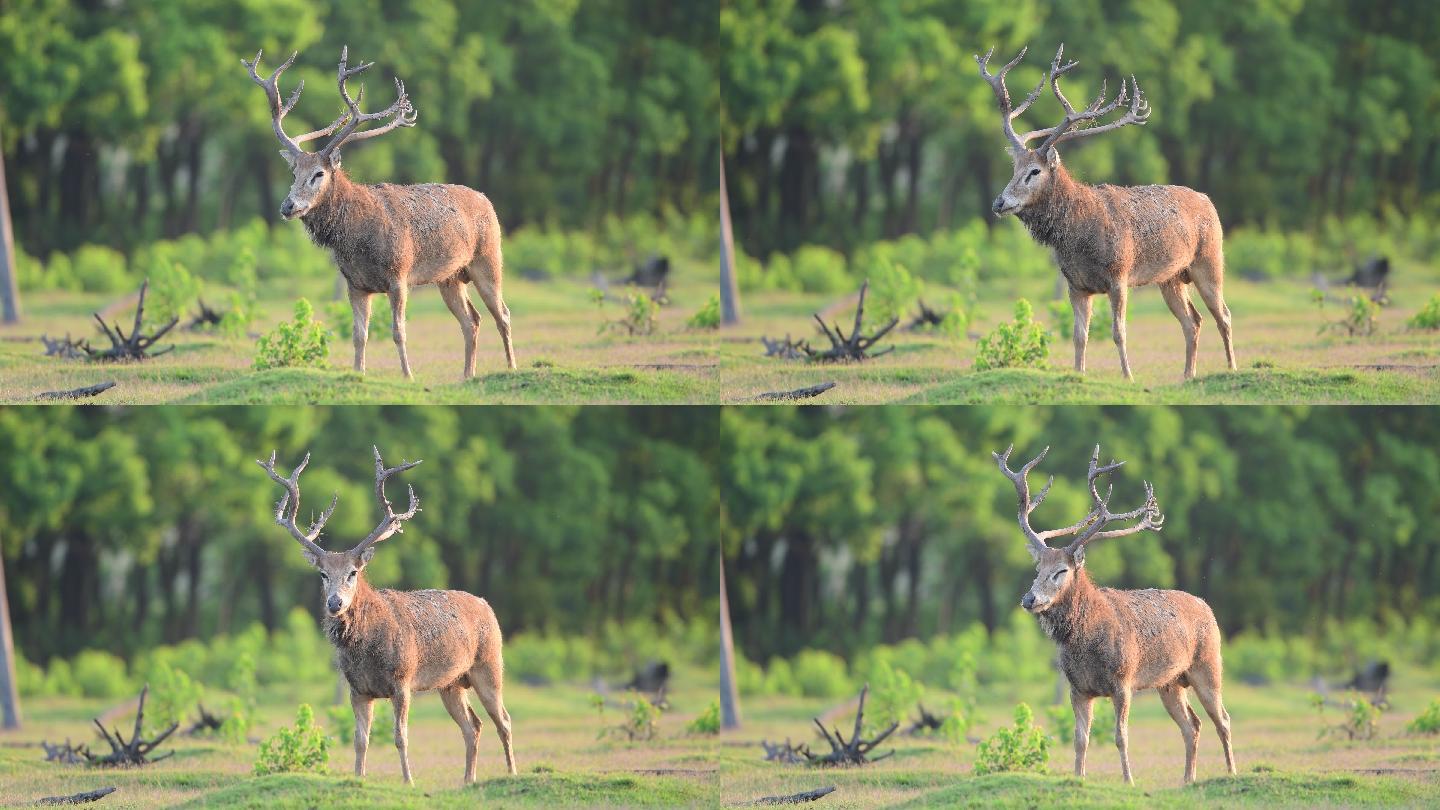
[718,555,742,729]
[0,552,22,728]
[718,149,742,325]
[0,121,20,323]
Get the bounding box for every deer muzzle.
[992,195,1017,217]
[279,198,304,220]
[326,594,344,615]
[1022,592,1050,613]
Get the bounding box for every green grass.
[0,270,719,404]
[719,271,1440,404]
[0,669,717,808]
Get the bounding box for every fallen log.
[35,787,116,805]
[750,786,836,805]
[755,382,836,401]
[35,382,116,401]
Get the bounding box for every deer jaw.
[993,149,1060,217]
[305,549,374,617]
[1022,546,1084,613]
[280,151,342,220]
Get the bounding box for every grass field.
[718,271,1440,404]
[0,668,717,808]
[0,270,720,405]
[719,669,1440,808]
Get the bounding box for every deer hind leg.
[1108,285,1133,381]
[1113,687,1135,784]
[348,287,372,374]
[1159,280,1201,380]
[1071,689,1094,778]
[1190,668,1237,775]
[1158,684,1200,784]
[1191,248,1236,370]
[1069,287,1093,373]
[471,662,517,774]
[439,686,481,785]
[387,282,414,380]
[470,245,516,370]
[392,687,414,785]
[351,692,374,777]
[438,279,480,380]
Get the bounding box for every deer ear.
[279,150,297,168]
[357,545,377,566]
[1044,146,1061,168]
[301,548,320,568]
[327,150,343,170]
[1070,546,1086,567]
[1026,544,1042,562]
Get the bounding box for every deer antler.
[241,51,354,157]
[993,445,1102,557]
[1066,445,1165,553]
[319,46,418,158]
[348,446,422,559]
[256,451,337,558]
[975,44,1150,155]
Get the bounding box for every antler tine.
[320,47,416,156]
[975,45,1035,153]
[1068,445,1165,551]
[992,445,1053,556]
[255,451,332,557]
[350,445,423,557]
[1036,62,1152,155]
[241,50,305,157]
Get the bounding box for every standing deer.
[992,444,1236,785]
[243,48,516,380]
[976,45,1236,381]
[258,447,517,785]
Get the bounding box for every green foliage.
[686,701,721,736]
[254,704,330,776]
[324,298,392,343]
[1047,299,1111,342]
[594,692,660,742]
[866,260,922,331]
[1089,700,1116,745]
[867,662,923,736]
[686,295,721,331]
[1045,704,1073,744]
[1313,692,1381,741]
[147,663,203,737]
[791,650,852,699]
[69,245,134,294]
[325,703,392,746]
[254,298,332,370]
[973,703,1051,775]
[146,261,202,330]
[1407,294,1440,331]
[974,299,1052,372]
[1319,295,1380,337]
[70,650,132,699]
[1406,699,1440,735]
[217,651,259,744]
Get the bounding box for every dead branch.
[35,787,116,805]
[40,334,87,359]
[907,300,948,331]
[907,703,944,735]
[805,282,898,362]
[749,786,836,805]
[40,740,90,764]
[84,685,178,767]
[761,738,808,764]
[803,685,897,766]
[754,382,836,401]
[761,335,809,360]
[35,382,116,401]
[186,704,225,736]
[84,280,178,362]
[187,299,224,331]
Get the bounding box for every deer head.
[257,446,422,617]
[993,444,1164,613]
[242,47,418,219]
[975,45,1151,217]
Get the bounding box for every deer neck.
[301,169,363,249]
[1037,566,1105,645]
[325,574,379,648]
[1016,163,1092,248]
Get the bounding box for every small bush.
[70,245,133,293]
[147,663,202,736]
[686,701,721,736]
[254,704,330,775]
[1406,699,1440,735]
[686,294,721,330]
[866,259,923,331]
[1318,295,1379,337]
[867,662,923,736]
[324,298,392,342]
[326,703,394,746]
[1045,703,1073,744]
[254,298,332,370]
[594,692,660,741]
[791,649,852,699]
[70,650,131,699]
[1407,294,1440,331]
[974,299,1051,372]
[1089,699,1116,745]
[146,261,201,330]
[974,702,1051,775]
[790,246,851,294]
[1047,299,1111,341]
[1312,692,1381,740]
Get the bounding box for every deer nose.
[991,196,1007,214]
[327,595,343,614]
[280,199,295,218]
[1021,593,1037,610]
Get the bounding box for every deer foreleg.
[351,692,374,777]
[1071,690,1094,777]
[1109,286,1132,381]
[388,283,413,380]
[1113,687,1134,785]
[393,687,414,785]
[349,287,372,373]
[1069,287,1092,373]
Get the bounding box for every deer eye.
[348,570,357,581]
[1053,569,1067,582]
[312,171,324,183]
[1028,168,1041,179]
[319,572,328,581]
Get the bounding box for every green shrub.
[254,298,332,370]
[1045,703,1073,744]
[1312,692,1381,740]
[217,651,259,744]
[325,298,392,342]
[254,704,330,775]
[867,662,923,735]
[71,650,132,699]
[790,246,851,294]
[686,294,721,330]
[1407,294,1440,331]
[763,656,799,697]
[43,658,79,698]
[686,701,720,736]
[146,261,202,330]
[1406,699,1440,735]
[791,649,852,699]
[594,692,660,741]
[866,259,922,331]
[974,299,1051,372]
[1089,699,1116,745]
[147,663,203,736]
[1047,299,1111,342]
[974,703,1051,775]
[70,245,133,293]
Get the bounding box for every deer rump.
[327,587,503,699]
[1041,585,1221,699]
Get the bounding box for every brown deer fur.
[258,448,516,786]
[994,445,1236,785]
[977,45,1236,380]
[244,48,515,380]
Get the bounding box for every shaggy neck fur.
[301,169,368,250]
[1036,566,1108,645]
[1015,163,1096,248]
[326,575,381,648]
